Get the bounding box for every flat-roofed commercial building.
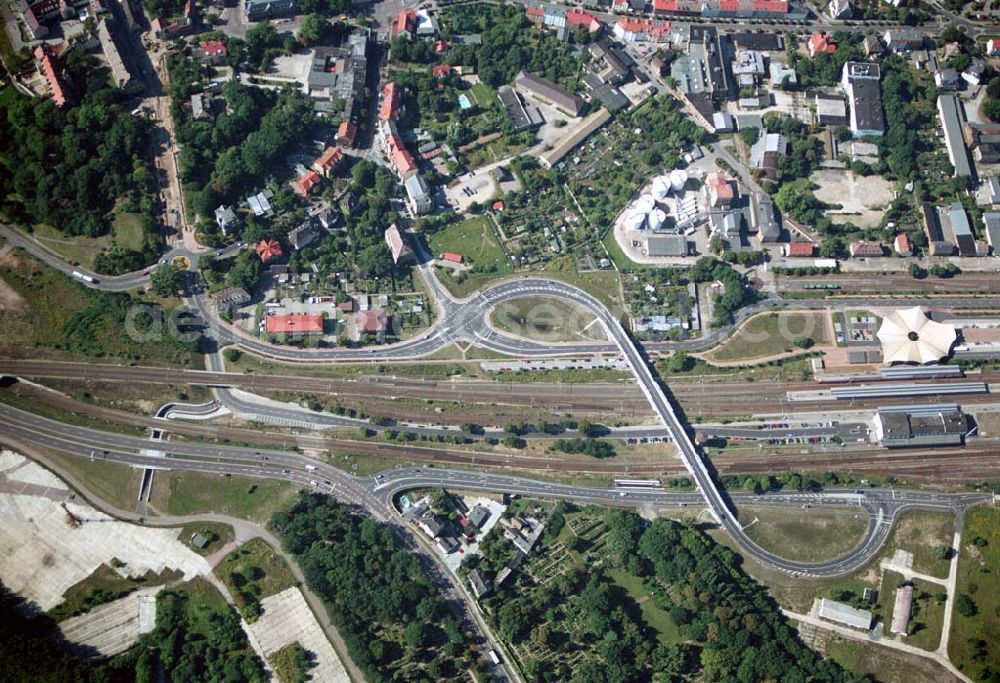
[874,404,968,448]
[841,62,884,138]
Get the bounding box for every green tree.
[955,593,977,617]
[297,13,327,46]
[668,351,693,373]
[149,263,183,296]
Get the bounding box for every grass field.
[712,508,962,616]
[150,470,301,523]
[949,505,1000,679]
[0,387,148,437]
[429,217,512,297]
[878,571,946,651]
[179,521,235,556]
[37,450,145,512]
[882,510,954,579]
[738,505,868,563]
[0,249,196,366]
[707,312,830,362]
[30,223,111,269]
[112,212,148,252]
[824,637,956,683]
[178,576,233,637]
[490,295,604,343]
[216,537,296,620]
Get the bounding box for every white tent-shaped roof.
[650,175,672,202]
[623,208,647,230]
[669,169,688,193]
[647,207,667,231]
[877,307,957,365]
[623,195,658,231]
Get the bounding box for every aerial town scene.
[4,0,1000,680]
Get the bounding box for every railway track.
[6,381,999,483]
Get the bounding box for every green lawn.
[470,82,497,107]
[708,312,830,362]
[36,451,145,512]
[151,470,301,523]
[428,217,511,297]
[949,506,1000,679]
[882,510,954,579]
[606,568,681,644]
[738,505,868,563]
[112,212,148,252]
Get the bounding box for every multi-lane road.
[0,401,989,579]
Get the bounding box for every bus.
[487,650,500,666]
[613,479,661,489]
[71,271,96,284]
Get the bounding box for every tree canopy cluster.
[551,437,615,458]
[476,508,869,683]
[788,33,864,88]
[687,257,758,325]
[762,113,823,186]
[270,493,483,682]
[438,4,583,90]
[0,66,161,272]
[877,56,936,182]
[177,81,315,214]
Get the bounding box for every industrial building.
[841,62,884,138]
[873,404,969,448]
[891,585,913,635]
[498,86,544,132]
[938,95,974,179]
[818,599,873,630]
